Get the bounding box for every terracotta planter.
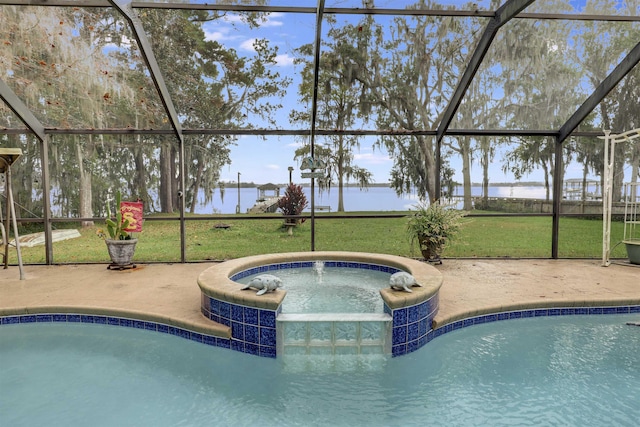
[105,238,138,268]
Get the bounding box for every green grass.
[11,212,626,264]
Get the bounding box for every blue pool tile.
[36,314,53,322]
[2,316,20,325]
[575,307,589,315]
[218,316,231,327]
[521,310,535,318]
[245,307,259,325]
[260,327,276,347]
[630,306,640,313]
[158,324,169,334]
[53,314,67,322]
[168,326,177,335]
[561,308,575,316]
[191,332,203,343]
[94,316,107,324]
[419,301,428,319]
[533,309,548,317]
[120,318,133,328]
[407,339,421,354]
[81,315,94,323]
[510,311,522,319]
[392,326,407,345]
[602,307,617,315]
[462,318,473,327]
[589,307,603,315]
[202,335,216,346]
[245,325,259,344]
[419,318,428,336]
[259,310,276,328]
[134,320,145,329]
[177,329,190,339]
[497,312,510,321]
[616,306,629,314]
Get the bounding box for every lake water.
[194,185,549,214]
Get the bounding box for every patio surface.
[1,259,639,334]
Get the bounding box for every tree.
[290,20,373,212]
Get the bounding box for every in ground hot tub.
[197,251,442,358]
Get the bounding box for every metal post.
[288,166,294,185]
[236,172,241,214]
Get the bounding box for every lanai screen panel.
[0,5,170,130]
[452,15,640,132]
[139,8,315,131]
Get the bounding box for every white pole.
[602,130,612,266]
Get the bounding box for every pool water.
[238,266,392,313]
[2,315,640,426]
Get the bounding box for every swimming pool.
[2,314,639,426]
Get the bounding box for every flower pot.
[624,240,640,265]
[105,238,138,268]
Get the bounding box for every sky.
[203,2,599,187]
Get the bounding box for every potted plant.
[97,190,138,269]
[277,183,309,235]
[407,201,463,264]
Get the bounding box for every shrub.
[277,183,309,223]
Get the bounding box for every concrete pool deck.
[1,259,639,334]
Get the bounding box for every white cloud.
[275,54,295,67]
[266,164,280,170]
[354,152,392,165]
[260,12,284,27]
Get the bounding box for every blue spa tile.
[384,304,392,315]
[36,314,53,322]
[484,314,498,323]
[210,315,221,324]
[231,340,244,353]
[20,315,36,323]
[245,343,260,355]
[168,326,177,335]
[616,306,630,314]
[393,308,408,325]
[107,317,120,326]
[120,318,134,328]
[157,324,169,334]
[407,305,421,324]
[452,321,463,330]
[407,322,420,342]
[575,308,589,315]
[497,312,510,321]
[419,334,428,347]
[433,328,444,338]
[444,323,454,333]
[419,318,428,336]
[191,333,203,343]
[521,310,535,318]
[210,298,220,316]
[231,322,244,340]
[602,307,618,315]
[407,339,421,354]
[474,316,487,325]
[392,344,407,357]
[202,335,216,346]
[548,309,562,317]
[177,329,190,339]
[589,307,603,315]
[259,310,276,328]
[462,318,474,327]
[392,326,407,345]
[81,315,95,323]
[2,316,19,325]
[268,264,278,271]
[419,301,428,319]
[94,316,107,325]
[219,302,231,320]
[533,309,548,317]
[53,314,67,322]
[217,338,231,349]
[561,308,575,316]
[630,306,640,313]
[260,327,276,347]
[291,262,302,268]
[218,316,231,327]
[245,325,259,344]
[260,346,277,358]
[244,307,259,326]
[231,305,244,322]
[510,311,522,319]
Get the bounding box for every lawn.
[11,212,626,264]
